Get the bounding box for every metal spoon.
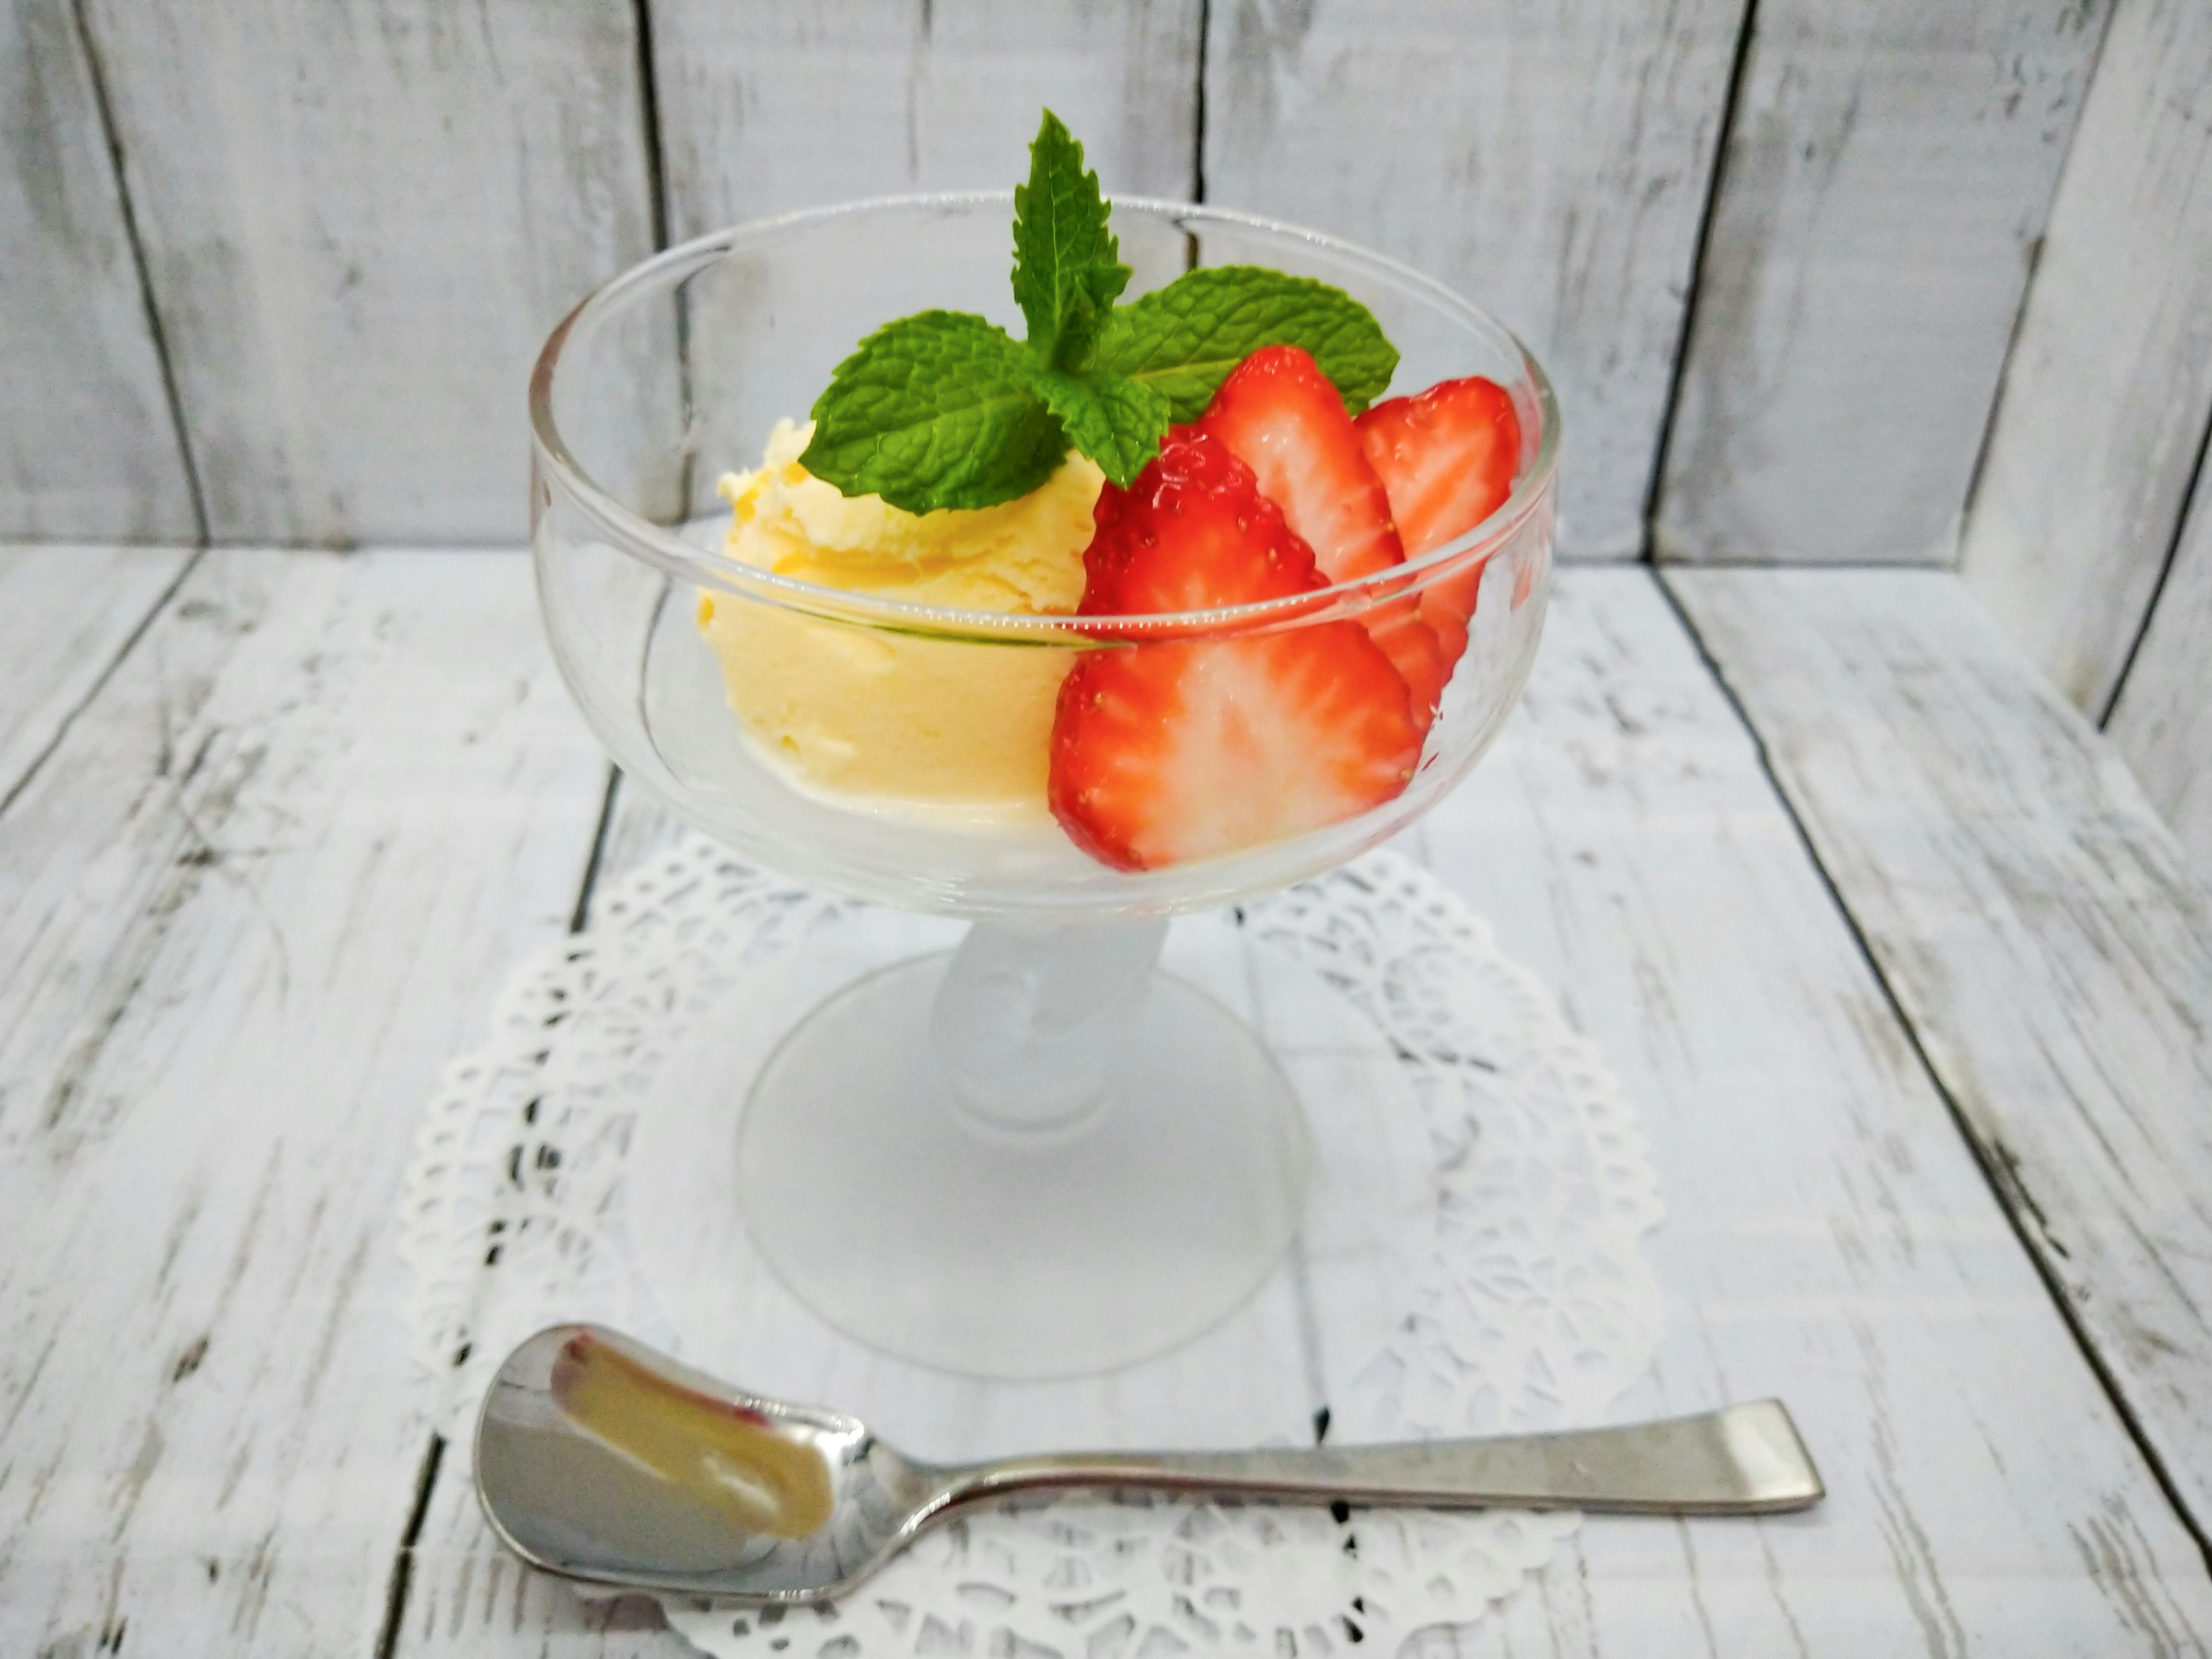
[476,1324,1823,1605]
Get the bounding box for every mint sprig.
[1012,112,1129,370]
[801,111,1398,514]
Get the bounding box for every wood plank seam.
[1191,0,1210,203]
[567,766,626,934]
[1641,0,1763,562]
[1955,0,2212,710]
[1950,0,2120,575]
[67,0,209,546]
[0,546,201,823]
[632,0,672,253]
[1950,228,2048,571]
[369,757,627,1654]
[1654,566,2212,1575]
[2097,398,2212,728]
[370,1436,447,1659]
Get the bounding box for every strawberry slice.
[1199,346,1403,586]
[1051,427,1423,870]
[1050,632,1423,870]
[1199,346,1447,727]
[1078,425,1318,616]
[1355,377,1520,667]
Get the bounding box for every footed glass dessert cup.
[530,195,1558,1380]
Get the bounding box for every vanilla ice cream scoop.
[698,421,1103,815]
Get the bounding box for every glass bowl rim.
[529,191,1562,642]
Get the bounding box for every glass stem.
[929,916,1170,1134]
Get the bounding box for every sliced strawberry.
[1050,630,1423,872]
[1078,425,1320,616]
[1051,423,1423,870]
[1355,377,1520,666]
[1199,346,1447,728]
[1200,346,1404,585]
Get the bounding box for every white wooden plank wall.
[74,0,658,547]
[1654,0,2107,565]
[0,0,197,540]
[648,0,1203,238]
[1201,0,1746,561]
[1959,0,2212,713]
[2107,467,2212,874]
[643,0,1203,510]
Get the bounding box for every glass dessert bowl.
[531,193,1558,1380]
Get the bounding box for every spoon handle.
[946,1401,1821,1516]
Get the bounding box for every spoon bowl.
[475,1325,1824,1605]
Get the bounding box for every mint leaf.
[801,311,1066,513]
[1092,266,1400,419]
[1012,110,1130,370]
[1033,370,1172,488]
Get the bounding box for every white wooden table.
[3,544,2209,1657]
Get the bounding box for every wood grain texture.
[0,543,192,801]
[0,0,197,540]
[1657,0,2107,564]
[1959,0,2212,710]
[0,549,609,1654]
[1413,570,2211,1654]
[2105,463,2212,876]
[643,0,1203,523]
[76,0,657,547]
[387,571,2212,1656]
[589,772,687,903]
[1670,564,2212,1537]
[1203,0,1746,561]
[649,0,1203,240]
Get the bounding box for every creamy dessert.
[699,420,1102,815]
[695,111,1520,871]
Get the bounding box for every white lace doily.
[397,834,1664,1658]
